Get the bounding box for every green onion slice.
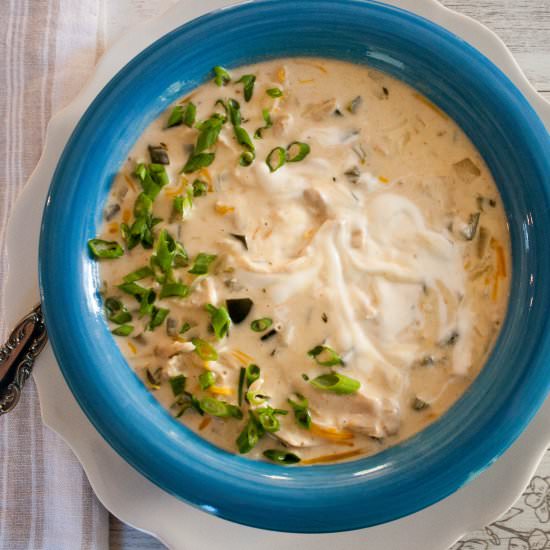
[246,390,269,406]
[237,74,256,102]
[286,141,311,162]
[104,297,132,324]
[256,406,287,433]
[167,103,196,128]
[239,151,255,167]
[254,109,273,139]
[179,321,192,334]
[160,282,190,299]
[173,188,193,219]
[200,397,242,419]
[263,449,300,465]
[148,306,169,330]
[226,99,241,127]
[199,371,216,390]
[122,266,154,284]
[266,87,283,98]
[133,192,153,218]
[88,239,123,259]
[236,414,264,454]
[169,374,186,397]
[112,324,134,336]
[287,393,312,429]
[183,102,197,127]
[153,229,177,274]
[192,179,208,197]
[234,126,255,152]
[188,253,217,275]
[250,317,273,332]
[245,364,260,386]
[192,338,218,361]
[213,66,231,86]
[307,345,344,367]
[310,373,360,395]
[266,147,286,172]
[182,152,215,174]
[205,304,231,340]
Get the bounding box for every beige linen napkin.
[0,1,108,548]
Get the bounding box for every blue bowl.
[39,0,550,533]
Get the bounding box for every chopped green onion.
[226,99,241,126]
[180,321,192,334]
[287,393,312,429]
[226,298,253,323]
[266,147,286,172]
[254,109,272,139]
[237,74,256,102]
[135,163,169,200]
[169,374,186,396]
[239,151,255,166]
[112,324,134,336]
[148,306,169,330]
[182,152,215,174]
[167,103,196,128]
[192,179,208,197]
[307,344,344,367]
[236,414,264,454]
[310,373,360,395]
[263,449,300,465]
[188,253,217,275]
[246,364,260,386]
[234,126,255,152]
[133,192,153,218]
[195,114,225,154]
[160,282,190,299]
[256,406,287,433]
[117,281,150,298]
[286,141,311,163]
[138,288,156,318]
[200,397,242,419]
[104,297,132,324]
[266,87,283,98]
[213,66,231,86]
[205,304,231,340]
[237,367,246,406]
[199,371,216,390]
[88,239,123,259]
[173,187,194,219]
[250,317,273,332]
[173,241,189,268]
[191,338,218,361]
[152,229,177,273]
[246,390,269,406]
[122,266,154,284]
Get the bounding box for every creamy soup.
[88,58,510,465]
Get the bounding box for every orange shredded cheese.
[124,174,137,193]
[122,208,131,224]
[276,67,286,83]
[165,176,188,198]
[412,92,448,119]
[108,222,119,234]
[209,386,234,396]
[199,417,212,431]
[214,204,235,215]
[231,349,254,364]
[310,422,354,441]
[301,448,363,465]
[127,342,137,355]
[490,238,507,301]
[378,176,389,184]
[298,79,315,84]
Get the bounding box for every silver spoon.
[0,304,48,415]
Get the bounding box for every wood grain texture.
[109,1,549,548]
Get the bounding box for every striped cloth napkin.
[0,1,109,548]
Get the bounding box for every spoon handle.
[0,304,47,415]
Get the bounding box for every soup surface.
[89,58,510,465]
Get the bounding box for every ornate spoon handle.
[0,304,48,415]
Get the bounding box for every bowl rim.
[39,0,550,533]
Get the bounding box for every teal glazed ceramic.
[39,0,550,533]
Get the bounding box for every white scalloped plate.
[5,1,550,548]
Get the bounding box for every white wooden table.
[90,0,550,547]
